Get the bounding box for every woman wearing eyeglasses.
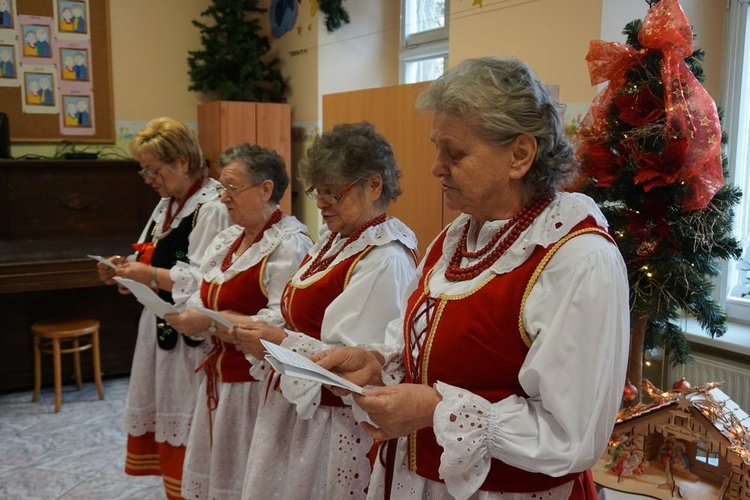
[236,122,418,500]
[161,143,312,499]
[95,117,229,499]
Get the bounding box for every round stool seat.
[32,318,100,337]
[31,318,105,412]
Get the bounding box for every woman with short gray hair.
[316,57,629,500]
[237,122,419,499]
[164,142,312,499]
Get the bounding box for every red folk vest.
[281,247,373,406]
[200,256,269,383]
[403,217,610,493]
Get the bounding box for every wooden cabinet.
[323,83,459,257]
[198,101,292,214]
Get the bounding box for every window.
[695,441,720,467]
[400,0,449,84]
[720,0,750,324]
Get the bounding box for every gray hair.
[218,143,289,203]
[298,122,402,207]
[416,57,576,195]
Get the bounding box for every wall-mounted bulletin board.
[0,0,114,142]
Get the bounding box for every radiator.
[669,352,750,411]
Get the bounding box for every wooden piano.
[0,159,158,392]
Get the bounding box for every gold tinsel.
[616,379,750,465]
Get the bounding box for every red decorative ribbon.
[578,0,724,211]
[132,242,155,265]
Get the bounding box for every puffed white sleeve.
[280,242,417,418]
[170,201,230,307]
[433,235,630,499]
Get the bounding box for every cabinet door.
[198,101,292,214]
[323,83,457,257]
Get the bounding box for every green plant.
[187,0,288,102]
[574,0,742,396]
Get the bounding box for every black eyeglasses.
[304,181,358,205]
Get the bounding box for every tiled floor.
[0,377,166,499]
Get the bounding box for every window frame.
[719,0,750,324]
[400,0,450,84]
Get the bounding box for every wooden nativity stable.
[593,383,750,499]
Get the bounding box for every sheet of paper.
[113,277,180,317]
[190,305,236,330]
[260,339,365,395]
[87,254,117,269]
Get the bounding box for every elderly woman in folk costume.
[235,122,419,499]
[162,143,312,499]
[316,57,630,500]
[96,117,229,499]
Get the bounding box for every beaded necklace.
[300,213,387,281]
[445,195,553,281]
[162,179,204,232]
[220,209,283,272]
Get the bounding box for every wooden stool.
[32,318,105,412]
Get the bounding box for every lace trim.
[278,332,328,419]
[433,381,493,499]
[441,192,607,277]
[298,217,417,281]
[202,215,308,284]
[123,407,194,446]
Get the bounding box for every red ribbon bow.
[578,0,724,210]
[132,242,155,265]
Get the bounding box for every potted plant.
[188,0,292,213]
[188,0,287,102]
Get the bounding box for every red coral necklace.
[221,209,283,272]
[300,213,387,280]
[445,195,553,281]
[162,179,204,232]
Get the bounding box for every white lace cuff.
[170,261,199,307]
[246,353,271,381]
[278,332,327,419]
[354,342,405,386]
[433,381,492,500]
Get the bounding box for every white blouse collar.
[203,215,309,282]
[152,178,222,234]
[302,215,417,272]
[441,192,609,276]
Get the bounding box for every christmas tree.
[187,0,287,102]
[574,0,742,401]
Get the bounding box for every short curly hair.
[130,117,207,179]
[298,122,402,207]
[217,143,289,203]
[416,57,577,196]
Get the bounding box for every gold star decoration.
[700,116,710,127]
[473,0,483,6]
[296,24,303,35]
[676,394,692,411]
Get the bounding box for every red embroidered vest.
[200,255,269,383]
[281,247,373,406]
[403,217,610,493]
